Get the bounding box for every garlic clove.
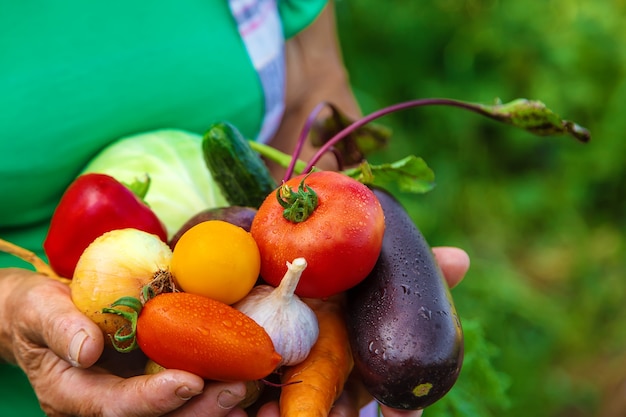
[234,258,319,366]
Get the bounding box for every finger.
[103,370,205,417]
[225,408,250,417]
[254,388,362,417]
[432,246,470,289]
[345,370,376,410]
[13,277,104,368]
[357,401,381,417]
[380,405,423,417]
[256,401,280,417]
[165,379,248,417]
[35,364,205,417]
[327,390,360,417]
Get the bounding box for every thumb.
[380,405,423,417]
[35,364,205,417]
[103,370,206,416]
[432,246,470,289]
[18,278,104,368]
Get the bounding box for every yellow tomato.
[170,220,260,304]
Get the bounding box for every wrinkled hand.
[0,268,249,417]
[0,246,468,417]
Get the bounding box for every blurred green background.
[334,1,626,416]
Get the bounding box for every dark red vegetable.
[44,173,168,278]
[346,187,463,410]
[169,205,257,249]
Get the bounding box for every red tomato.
[251,171,385,298]
[136,292,281,381]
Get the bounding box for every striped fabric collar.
[228,0,286,143]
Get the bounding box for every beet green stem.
[303,98,481,174]
[284,102,329,183]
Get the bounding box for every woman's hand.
[0,244,468,417]
[0,268,249,417]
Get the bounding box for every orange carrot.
[279,295,354,417]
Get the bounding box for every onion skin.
[70,228,172,346]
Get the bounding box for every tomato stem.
[276,176,319,223]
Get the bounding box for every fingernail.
[68,329,88,367]
[217,389,245,409]
[175,385,202,401]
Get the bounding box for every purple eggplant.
[346,188,463,410]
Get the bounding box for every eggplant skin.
[346,188,464,410]
[169,206,257,249]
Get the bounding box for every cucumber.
[202,122,277,208]
[346,187,464,410]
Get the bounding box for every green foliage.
[336,1,626,416]
[427,318,511,416]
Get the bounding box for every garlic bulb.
[234,257,319,366]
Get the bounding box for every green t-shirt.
[0,0,325,415]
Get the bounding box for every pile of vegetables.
[0,97,589,415]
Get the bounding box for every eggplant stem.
[0,238,70,284]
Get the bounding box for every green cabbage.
[82,129,228,239]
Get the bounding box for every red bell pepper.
[43,173,168,278]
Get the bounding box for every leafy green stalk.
[344,156,436,194]
[250,141,436,195]
[248,141,309,173]
[251,98,589,197]
[473,98,590,141]
[303,97,590,174]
